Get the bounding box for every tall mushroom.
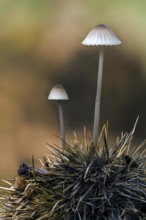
[48,84,69,147]
[82,24,122,146]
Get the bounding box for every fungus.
[82,24,121,145]
[48,84,69,147]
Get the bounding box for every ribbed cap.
[82,24,122,46]
[48,84,69,100]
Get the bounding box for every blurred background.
[0,0,146,179]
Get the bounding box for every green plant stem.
[93,46,104,146]
[58,100,65,147]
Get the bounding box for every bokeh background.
[0,0,146,179]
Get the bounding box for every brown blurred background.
[0,0,146,179]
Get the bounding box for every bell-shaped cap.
[82,24,122,46]
[48,84,69,100]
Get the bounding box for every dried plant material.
[0,125,146,219]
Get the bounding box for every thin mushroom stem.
[58,100,65,147]
[93,46,104,146]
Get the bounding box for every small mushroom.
[48,84,69,147]
[82,24,121,146]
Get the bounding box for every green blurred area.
[0,0,146,178]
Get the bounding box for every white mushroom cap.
[82,24,122,46]
[48,84,69,100]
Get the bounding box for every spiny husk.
[1,124,146,219]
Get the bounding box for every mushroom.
[48,84,69,147]
[82,24,121,146]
